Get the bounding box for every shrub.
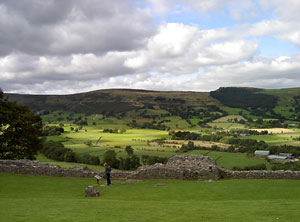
[232,163,267,171]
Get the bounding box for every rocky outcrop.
[129,154,224,180]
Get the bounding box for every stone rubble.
[0,159,131,179]
[84,186,100,197]
[129,154,224,180]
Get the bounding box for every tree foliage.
[210,87,278,109]
[0,89,42,159]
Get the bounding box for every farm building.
[267,155,288,161]
[255,150,270,157]
[279,153,293,158]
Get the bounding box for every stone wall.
[0,160,131,179]
[128,154,300,180]
[2,156,300,180]
[129,155,224,180]
[221,169,300,179]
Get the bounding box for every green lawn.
[1,173,300,222]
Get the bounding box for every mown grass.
[1,173,300,222]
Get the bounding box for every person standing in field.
[104,163,111,186]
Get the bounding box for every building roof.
[267,155,287,160]
[255,150,270,155]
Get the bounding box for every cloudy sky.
[1,0,300,94]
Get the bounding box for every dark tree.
[125,145,134,155]
[0,89,42,159]
[103,150,119,168]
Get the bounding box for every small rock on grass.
[85,186,100,197]
[123,179,141,184]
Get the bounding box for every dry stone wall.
[2,155,300,180]
[0,159,131,179]
[221,169,300,179]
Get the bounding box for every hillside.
[5,87,300,121]
[6,89,222,114]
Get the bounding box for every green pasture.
[213,115,246,123]
[1,173,300,222]
[208,122,245,129]
[187,150,269,170]
[126,109,169,117]
[45,127,172,160]
[220,106,243,115]
[162,116,190,129]
[41,112,86,123]
[244,134,292,145]
[62,128,168,148]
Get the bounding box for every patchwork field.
[1,173,300,222]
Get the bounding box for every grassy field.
[41,112,300,169]
[1,173,300,222]
[187,150,270,169]
[212,115,246,123]
[59,128,170,158]
[208,122,245,129]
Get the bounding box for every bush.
[271,162,300,171]
[41,141,100,166]
[119,154,141,170]
[103,150,119,168]
[141,155,168,165]
[232,163,267,171]
[125,146,134,155]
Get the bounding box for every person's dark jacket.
[105,165,111,175]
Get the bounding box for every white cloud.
[259,0,300,21]
[147,23,198,58]
[0,0,154,56]
[1,0,300,94]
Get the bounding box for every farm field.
[186,150,270,169]
[40,110,300,171]
[60,127,170,157]
[1,173,300,222]
[208,122,245,129]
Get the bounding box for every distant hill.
[5,87,300,120]
[5,89,221,115]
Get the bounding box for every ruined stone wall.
[2,156,300,180]
[129,155,224,180]
[129,155,300,180]
[0,160,131,179]
[221,169,300,179]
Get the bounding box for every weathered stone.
[123,179,141,184]
[2,157,300,180]
[84,186,100,197]
[0,159,131,179]
[129,154,224,180]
